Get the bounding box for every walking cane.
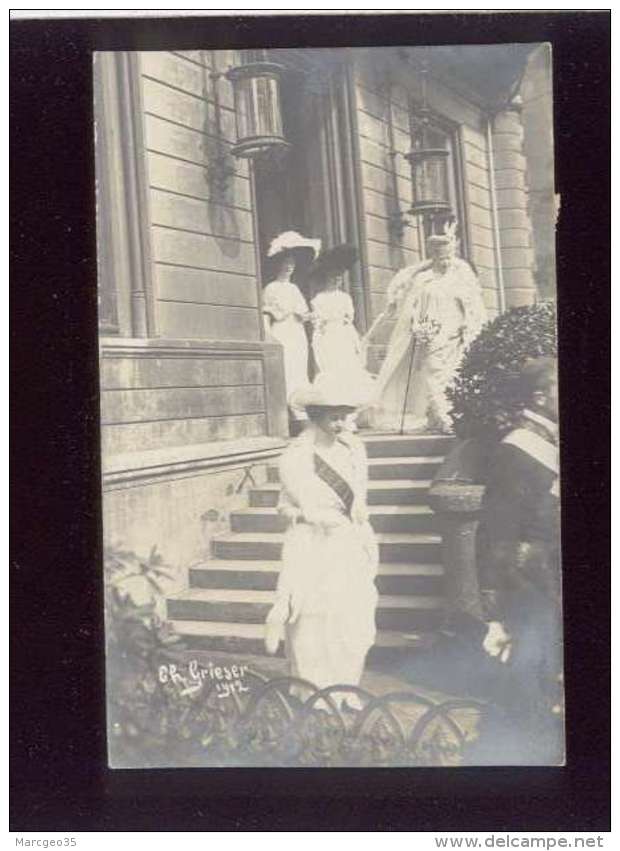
[399,336,417,436]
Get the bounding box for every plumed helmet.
[427,220,459,255]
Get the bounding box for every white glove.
[304,509,349,529]
[264,598,289,655]
[264,619,284,656]
[351,500,369,525]
[483,621,512,664]
[264,587,306,654]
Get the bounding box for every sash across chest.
[313,451,355,517]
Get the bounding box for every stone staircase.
[167,433,454,662]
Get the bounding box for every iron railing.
[160,668,487,767]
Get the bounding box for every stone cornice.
[103,435,287,489]
[100,337,280,360]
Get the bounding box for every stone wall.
[103,450,279,594]
[138,50,262,341]
[96,50,289,565]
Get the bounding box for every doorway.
[253,52,363,311]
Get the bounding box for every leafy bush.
[448,301,557,441]
[104,545,197,766]
[104,545,182,668]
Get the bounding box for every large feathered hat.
[266,231,322,266]
[290,370,375,410]
[306,243,359,280]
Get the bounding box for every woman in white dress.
[308,245,363,375]
[307,244,376,431]
[264,373,378,705]
[371,233,487,433]
[262,231,321,425]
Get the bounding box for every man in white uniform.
[372,232,486,433]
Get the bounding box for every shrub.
[448,301,557,441]
[104,545,193,766]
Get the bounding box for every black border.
[11,11,611,831]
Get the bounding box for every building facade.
[96,45,553,576]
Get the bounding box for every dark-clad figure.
[477,357,562,742]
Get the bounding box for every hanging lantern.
[225,50,291,159]
[405,142,451,217]
[404,54,452,221]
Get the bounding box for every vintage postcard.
[96,42,563,767]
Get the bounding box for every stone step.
[165,431,455,663]
[363,433,455,458]
[168,588,445,632]
[211,531,442,563]
[189,559,444,595]
[169,618,288,657]
[266,456,444,483]
[249,479,433,508]
[168,619,438,661]
[230,505,439,535]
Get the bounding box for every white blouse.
[262,280,309,323]
[311,290,355,327]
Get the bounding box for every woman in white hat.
[264,372,378,703]
[262,231,321,427]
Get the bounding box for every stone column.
[428,482,486,628]
[492,97,538,308]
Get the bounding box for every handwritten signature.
[158,660,251,699]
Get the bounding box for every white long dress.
[310,289,363,375]
[262,280,310,411]
[371,258,486,432]
[266,428,379,692]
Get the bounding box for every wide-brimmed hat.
[290,370,375,410]
[306,243,358,280]
[266,231,322,266]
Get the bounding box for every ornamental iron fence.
[137,667,488,767]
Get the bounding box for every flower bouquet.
[412,316,442,345]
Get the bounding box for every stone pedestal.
[429,482,486,626]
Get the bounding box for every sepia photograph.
[95,41,563,768]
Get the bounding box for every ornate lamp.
[225,50,291,160]
[404,58,452,232]
[405,143,451,218]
